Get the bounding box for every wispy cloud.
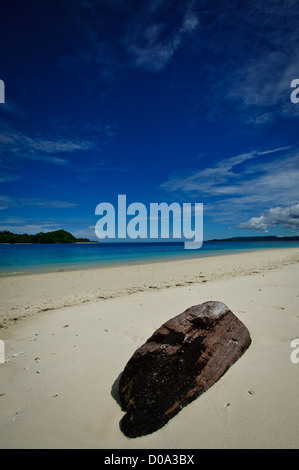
[0,195,78,211]
[61,0,200,80]
[125,2,199,72]
[160,146,291,197]
[0,119,118,185]
[0,216,96,239]
[159,146,299,225]
[0,215,66,235]
[0,223,60,234]
[0,123,93,166]
[58,0,299,129]
[0,173,22,183]
[217,50,299,125]
[0,98,26,118]
[188,0,299,125]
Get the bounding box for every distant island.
[0,230,93,244]
[0,230,299,244]
[209,236,299,242]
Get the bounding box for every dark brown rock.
[119,301,251,438]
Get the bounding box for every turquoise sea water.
[0,240,299,275]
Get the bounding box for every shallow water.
[1,240,299,275]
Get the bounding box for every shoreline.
[0,247,299,329]
[0,247,299,448]
[1,243,299,278]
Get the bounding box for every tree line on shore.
[0,230,92,244]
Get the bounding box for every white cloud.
[239,204,299,230]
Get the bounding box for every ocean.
[0,240,299,275]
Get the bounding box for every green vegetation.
[0,229,92,244]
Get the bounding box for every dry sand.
[0,248,299,449]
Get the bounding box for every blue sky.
[0,0,299,241]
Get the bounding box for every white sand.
[0,248,299,449]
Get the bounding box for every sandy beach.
[0,248,299,449]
